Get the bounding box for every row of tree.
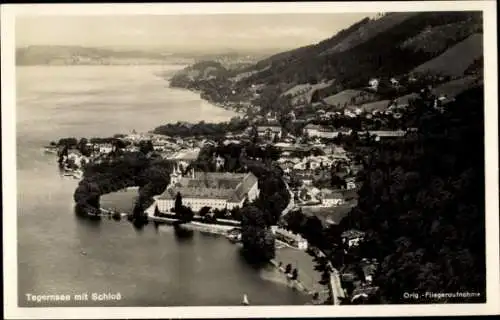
[153,118,249,138]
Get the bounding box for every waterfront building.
[156,171,259,212]
[271,226,308,250]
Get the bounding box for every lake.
[16,65,309,307]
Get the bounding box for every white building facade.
[156,171,260,213]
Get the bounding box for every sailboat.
[242,294,249,305]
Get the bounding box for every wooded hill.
[236,11,483,89]
[170,11,483,114]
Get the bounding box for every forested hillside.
[237,11,482,89]
[338,86,485,303]
[169,11,483,121]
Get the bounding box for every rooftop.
[257,125,282,132]
[352,286,380,300]
[158,171,258,203]
[368,130,406,137]
[321,190,344,199]
[341,229,366,239]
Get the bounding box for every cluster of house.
[339,229,381,303]
[252,120,410,146]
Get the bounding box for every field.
[394,93,420,107]
[100,189,138,213]
[431,75,483,99]
[357,99,392,112]
[322,89,380,108]
[284,80,335,97]
[301,203,356,225]
[413,33,483,77]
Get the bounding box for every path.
[316,249,345,305]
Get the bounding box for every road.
[280,181,296,218]
[316,249,345,305]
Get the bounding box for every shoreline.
[165,77,247,117]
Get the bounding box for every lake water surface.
[16,65,309,307]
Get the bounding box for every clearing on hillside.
[358,99,392,112]
[323,89,380,107]
[412,33,483,77]
[431,75,483,99]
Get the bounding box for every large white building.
[257,125,283,139]
[304,124,352,139]
[156,171,260,212]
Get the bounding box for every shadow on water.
[172,223,194,242]
[73,205,102,227]
[153,221,161,233]
[237,247,271,271]
[132,218,148,232]
[57,163,65,176]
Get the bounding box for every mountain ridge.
[168,11,483,117]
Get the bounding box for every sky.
[16,14,373,52]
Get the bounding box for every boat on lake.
[43,145,59,154]
[242,294,249,305]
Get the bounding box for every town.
[45,67,478,306]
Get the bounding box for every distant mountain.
[15,45,191,65]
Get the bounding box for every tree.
[77,138,91,156]
[175,192,183,212]
[175,205,194,224]
[154,205,160,217]
[273,133,280,143]
[199,206,211,217]
[337,87,486,303]
[318,270,330,285]
[303,216,325,247]
[139,140,154,155]
[241,205,275,263]
[113,139,127,151]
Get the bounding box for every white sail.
[242,294,249,305]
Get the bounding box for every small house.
[368,78,379,90]
[257,125,282,140]
[271,226,308,250]
[320,190,345,207]
[341,229,366,248]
